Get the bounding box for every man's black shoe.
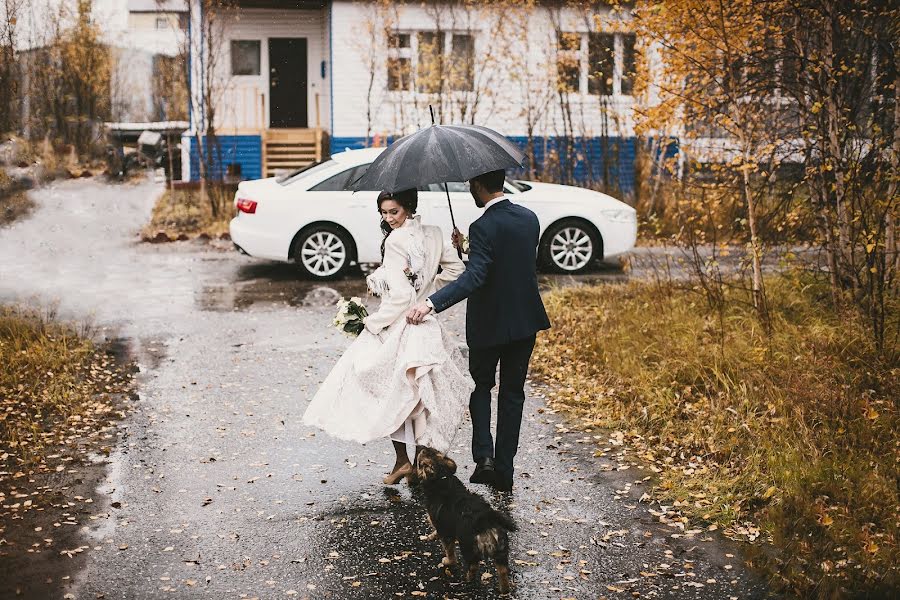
[469,457,496,484]
[492,476,513,493]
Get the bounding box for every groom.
[406,169,551,493]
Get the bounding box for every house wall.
[124,12,186,57]
[329,0,639,193]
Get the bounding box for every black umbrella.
[352,108,525,237]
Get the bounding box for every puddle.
[199,259,634,312]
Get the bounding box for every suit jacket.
[429,199,551,348]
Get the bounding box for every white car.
[230,147,636,280]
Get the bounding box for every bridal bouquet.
[333,297,368,337]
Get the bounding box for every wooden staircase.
[262,128,323,178]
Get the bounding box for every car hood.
[515,180,633,211]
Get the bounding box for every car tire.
[292,224,354,280]
[539,219,601,274]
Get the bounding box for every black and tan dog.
[414,447,517,594]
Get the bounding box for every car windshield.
[276,160,337,185]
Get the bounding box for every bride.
[302,189,474,484]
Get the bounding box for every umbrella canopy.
[352,124,526,194]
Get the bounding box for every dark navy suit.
[429,198,551,485]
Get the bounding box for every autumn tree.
[777,0,898,350]
[0,0,23,134]
[24,0,111,155]
[632,0,803,320]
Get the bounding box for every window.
[155,16,169,30]
[560,31,638,96]
[417,31,442,93]
[427,181,469,193]
[231,40,260,76]
[309,165,370,192]
[277,159,335,185]
[588,33,614,96]
[620,33,636,96]
[387,30,475,93]
[557,32,581,93]
[387,33,411,92]
[450,35,474,91]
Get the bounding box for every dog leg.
[439,538,457,568]
[420,514,439,541]
[460,542,481,584]
[496,563,511,594]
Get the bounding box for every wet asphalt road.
[0,178,774,599]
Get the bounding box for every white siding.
[330,0,637,141]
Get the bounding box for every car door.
[422,181,481,242]
[307,164,380,263]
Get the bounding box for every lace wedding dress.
[302,216,473,462]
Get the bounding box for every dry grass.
[0,306,132,465]
[141,186,235,241]
[531,275,899,597]
[0,190,34,227]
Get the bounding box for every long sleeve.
[364,234,417,335]
[428,220,493,313]
[432,236,466,292]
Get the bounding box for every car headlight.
[600,209,636,223]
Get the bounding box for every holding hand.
[406,302,433,325]
[451,228,469,254]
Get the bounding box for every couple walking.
[303,168,551,493]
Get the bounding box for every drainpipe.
[329,1,334,145]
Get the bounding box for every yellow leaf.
[762,486,778,500]
[865,541,879,554]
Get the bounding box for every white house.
[182,0,643,195]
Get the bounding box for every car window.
[427,181,469,193]
[506,179,530,193]
[310,164,370,192]
[277,159,335,185]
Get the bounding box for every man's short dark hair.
[471,169,506,194]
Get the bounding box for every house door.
[268,38,308,128]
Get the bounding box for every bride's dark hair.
[378,189,418,259]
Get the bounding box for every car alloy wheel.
[549,225,594,272]
[298,230,348,278]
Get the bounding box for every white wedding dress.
[302,216,474,462]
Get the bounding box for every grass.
[0,190,35,227]
[530,274,899,597]
[141,186,236,241]
[0,306,132,465]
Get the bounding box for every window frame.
[230,39,262,77]
[386,30,476,95]
[557,30,637,98]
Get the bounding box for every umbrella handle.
[443,182,462,260]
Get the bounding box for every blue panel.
[188,135,262,181]
[327,135,643,198]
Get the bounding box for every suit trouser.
[467,335,537,484]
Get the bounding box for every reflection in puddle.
[198,261,369,312]
[199,259,633,312]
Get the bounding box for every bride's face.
[379,200,409,229]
